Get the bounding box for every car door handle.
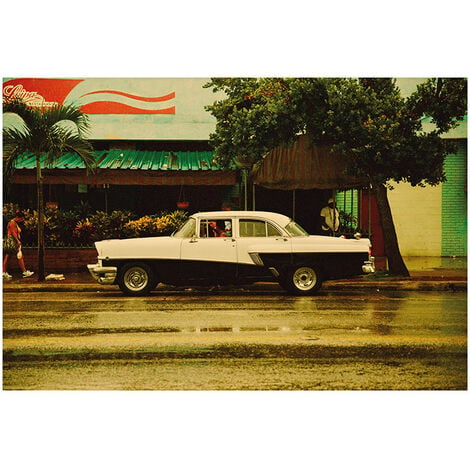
[189,238,198,243]
[276,238,288,242]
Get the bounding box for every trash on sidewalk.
[45,273,66,281]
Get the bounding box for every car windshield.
[172,218,196,238]
[284,220,309,237]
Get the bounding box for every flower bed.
[3,203,188,248]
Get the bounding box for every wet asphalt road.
[3,289,467,390]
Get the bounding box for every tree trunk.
[373,183,410,277]
[36,156,45,281]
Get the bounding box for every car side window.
[239,219,282,237]
[200,219,232,238]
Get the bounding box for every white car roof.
[192,211,292,227]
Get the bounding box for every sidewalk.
[2,257,467,293]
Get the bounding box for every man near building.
[320,198,340,236]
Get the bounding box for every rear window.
[239,219,282,237]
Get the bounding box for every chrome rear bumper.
[87,263,117,285]
[362,256,375,274]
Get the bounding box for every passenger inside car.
[200,219,232,237]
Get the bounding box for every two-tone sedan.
[87,211,375,295]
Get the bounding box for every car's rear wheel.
[118,262,157,296]
[282,265,322,295]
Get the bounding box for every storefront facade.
[3,77,467,258]
[3,78,242,213]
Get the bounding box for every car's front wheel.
[281,265,322,295]
[118,262,157,296]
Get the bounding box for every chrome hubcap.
[293,267,316,291]
[124,267,148,291]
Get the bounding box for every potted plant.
[176,201,189,209]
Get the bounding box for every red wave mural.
[80,90,176,103]
[79,89,176,114]
[80,101,176,115]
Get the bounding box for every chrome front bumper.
[362,256,375,274]
[87,263,117,285]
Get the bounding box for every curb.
[3,280,467,293]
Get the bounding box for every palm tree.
[3,98,96,281]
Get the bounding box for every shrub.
[89,210,134,241]
[123,210,188,238]
[72,218,94,246]
[3,204,188,246]
[155,210,188,235]
[21,207,80,246]
[123,215,160,238]
[3,202,21,225]
[339,210,358,234]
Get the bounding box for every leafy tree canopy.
[205,77,467,188]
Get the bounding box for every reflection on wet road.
[4,290,466,339]
[3,290,467,390]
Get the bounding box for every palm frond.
[55,129,97,172]
[3,127,30,191]
[3,98,38,131]
[3,126,32,157]
[3,98,94,169]
[45,104,91,137]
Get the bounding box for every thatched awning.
[252,134,369,190]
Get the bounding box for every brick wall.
[442,140,467,256]
[5,248,97,273]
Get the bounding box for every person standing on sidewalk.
[3,211,34,280]
[320,198,340,236]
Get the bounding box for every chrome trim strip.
[268,267,280,278]
[248,253,264,266]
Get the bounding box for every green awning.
[13,150,225,171]
[13,151,105,169]
[11,150,237,186]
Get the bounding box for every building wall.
[3,78,223,140]
[388,140,467,257]
[388,183,442,256]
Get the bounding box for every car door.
[180,216,237,281]
[235,218,292,277]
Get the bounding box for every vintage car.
[87,210,375,296]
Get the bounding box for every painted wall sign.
[3,78,222,140]
[3,78,176,114]
[3,79,83,108]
